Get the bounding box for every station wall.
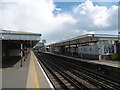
[9,49,21,56]
[78,46,99,55]
[2,41,21,58]
[50,44,117,60]
[116,42,120,59]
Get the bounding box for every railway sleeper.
[49,56,120,89]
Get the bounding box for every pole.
[99,41,102,61]
[81,53,82,60]
[24,50,26,61]
[20,43,23,67]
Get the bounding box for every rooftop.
[48,34,119,46]
[1,30,42,40]
[0,30,42,36]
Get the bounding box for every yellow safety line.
[32,54,40,88]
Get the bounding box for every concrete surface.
[2,55,30,88]
[88,60,120,68]
[26,51,39,88]
[33,52,53,89]
[2,51,53,89]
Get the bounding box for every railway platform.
[2,51,53,89]
[43,52,120,81]
[34,52,120,89]
[87,60,120,68]
[47,52,120,68]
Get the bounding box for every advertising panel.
[78,45,116,55]
[101,45,116,55]
[78,46,99,55]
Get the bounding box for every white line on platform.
[34,54,55,90]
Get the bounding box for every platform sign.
[101,45,116,55]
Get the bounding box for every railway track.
[35,52,120,90]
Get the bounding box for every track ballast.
[35,52,120,90]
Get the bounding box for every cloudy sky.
[0,0,119,44]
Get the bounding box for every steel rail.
[39,53,88,89]
[48,53,120,89]
[35,52,120,90]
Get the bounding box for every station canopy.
[47,34,119,47]
[0,30,42,47]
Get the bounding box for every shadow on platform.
[2,56,21,68]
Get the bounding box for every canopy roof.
[0,30,42,40]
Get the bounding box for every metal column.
[99,41,102,61]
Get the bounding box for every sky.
[0,0,119,44]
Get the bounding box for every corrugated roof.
[48,34,119,46]
[0,30,42,40]
[0,30,42,36]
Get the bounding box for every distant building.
[35,40,47,52]
[47,34,119,60]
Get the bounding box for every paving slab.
[31,51,53,89]
[2,51,53,89]
[2,55,30,88]
[88,60,120,68]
